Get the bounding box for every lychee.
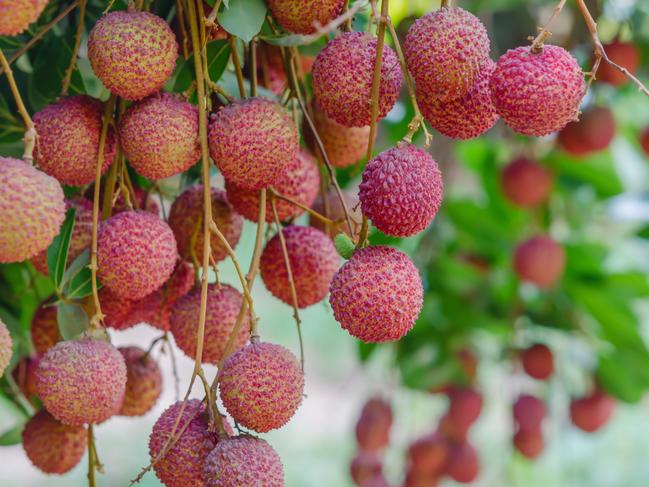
[0,318,11,376]
[641,127,649,156]
[514,236,565,288]
[33,95,117,186]
[596,41,639,86]
[219,341,304,433]
[226,149,320,222]
[203,436,284,487]
[355,398,392,452]
[312,32,402,127]
[350,452,382,486]
[119,92,200,179]
[168,185,243,265]
[490,45,585,136]
[513,394,547,431]
[99,287,138,330]
[447,388,483,434]
[267,0,345,34]
[30,304,60,355]
[257,44,315,95]
[260,226,339,308]
[513,426,544,459]
[570,390,615,433]
[408,433,448,476]
[170,283,249,364]
[149,399,217,487]
[557,106,616,156]
[208,97,299,190]
[88,11,178,100]
[119,346,162,416]
[404,470,440,487]
[359,144,443,237]
[329,246,423,343]
[21,410,86,474]
[501,158,553,208]
[0,0,48,36]
[97,210,177,300]
[521,343,554,380]
[0,157,65,263]
[310,189,361,239]
[13,355,39,398]
[404,7,490,102]
[35,338,127,425]
[444,442,479,484]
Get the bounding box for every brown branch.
[228,35,246,97]
[530,0,568,52]
[366,0,387,161]
[61,0,87,95]
[268,188,337,226]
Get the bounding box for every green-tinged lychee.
[30,304,60,355]
[267,0,345,34]
[119,346,162,417]
[501,158,553,208]
[0,318,12,376]
[0,0,48,36]
[514,236,565,288]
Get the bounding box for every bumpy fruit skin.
[22,410,86,474]
[0,318,12,376]
[501,158,553,208]
[88,11,178,100]
[97,211,177,300]
[404,7,490,102]
[30,304,60,355]
[33,96,116,186]
[35,339,127,425]
[260,226,339,308]
[119,346,162,416]
[359,144,443,237]
[513,426,544,459]
[0,0,48,36]
[0,157,65,263]
[514,236,565,288]
[220,341,304,433]
[521,343,554,380]
[444,442,479,484]
[570,390,615,433]
[597,41,639,86]
[310,189,361,239]
[513,394,547,431]
[641,127,649,156]
[408,433,448,476]
[350,452,382,486]
[149,399,217,487]
[100,287,137,330]
[330,246,423,342]
[557,106,616,156]
[203,436,285,487]
[257,44,314,95]
[170,283,249,364]
[490,45,585,136]
[312,32,402,127]
[208,98,299,190]
[119,92,200,179]
[355,398,392,452]
[13,356,40,398]
[419,60,498,140]
[267,0,344,34]
[226,149,320,222]
[168,185,243,264]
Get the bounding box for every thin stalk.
[61,0,87,95]
[228,35,246,97]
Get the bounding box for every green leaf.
[598,354,644,403]
[218,0,267,42]
[62,250,95,300]
[47,207,76,292]
[357,341,377,363]
[172,40,231,92]
[0,422,25,446]
[549,150,623,198]
[334,233,355,260]
[56,302,89,340]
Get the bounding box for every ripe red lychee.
[310,189,362,239]
[267,0,344,34]
[0,157,65,263]
[33,95,117,186]
[490,45,585,136]
[404,7,490,102]
[355,398,393,452]
[513,426,544,459]
[170,283,249,364]
[444,442,479,484]
[97,210,177,300]
[404,470,440,487]
[203,436,285,487]
[208,97,299,190]
[119,346,162,417]
[557,106,616,157]
[570,390,615,433]
[30,304,60,355]
[21,410,86,474]
[256,43,315,95]
[168,185,243,265]
[513,394,547,431]
[447,388,483,435]
[0,0,48,36]
[408,433,448,476]
[419,59,498,140]
[88,11,178,100]
[501,157,553,208]
[596,41,639,86]
[0,318,12,376]
[514,236,565,288]
[149,399,217,487]
[359,144,443,237]
[521,343,554,380]
[350,452,382,486]
[329,245,423,342]
[13,355,39,398]
[219,341,304,433]
[312,32,402,127]
[226,148,320,222]
[99,287,138,330]
[35,338,127,425]
[260,226,339,308]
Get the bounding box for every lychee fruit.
[30,304,60,355]
[149,399,217,487]
[170,283,249,364]
[225,148,320,222]
[33,95,117,186]
[557,106,616,156]
[596,41,639,86]
[640,127,649,156]
[35,338,127,425]
[514,236,565,288]
[21,410,86,474]
[310,189,361,239]
[267,0,344,34]
[88,11,178,100]
[97,210,177,300]
[219,340,304,433]
[119,92,200,179]
[0,0,48,36]
[0,318,12,376]
[203,436,284,487]
[404,470,440,487]
[408,433,448,476]
[13,355,40,398]
[419,59,498,140]
[99,287,137,330]
[521,343,554,380]
[168,185,243,265]
[257,43,315,95]
[444,441,479,484]
[350,452,382,486]
[329,245,423,343]
[513,426,544,459]
[0,157,65,263]
[359,144,443,237]
[501,157,553,208]
[570,390,616,433]
[513,394,547,431]
[490,45,585,136]
[446,388,483,434]
[208,97,299,190]
[312,31,402,127]
[119,346,162,417]
[355,397,393,452]
[404,7,490,102]
[260,226,339,308]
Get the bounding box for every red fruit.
[596,41,640,86]
[513,394,547,431]
[444,442,480,484]
[267,0,345,34]
[408,433,448,476]
[513,426,545,459]
[570,390,616,433]
[521,343,554,380]
[350,452,382,486]
[119,346,163,416]
[13,356,40,399]
[557,106,616,156]
[447,388,482,433]
[310,189,362,239]
[501,158,553,208]
[641,127,649,156]
[30,304,60,355]
[99,287,137,330]
[404,470,439,487]
[355,398,393,452]
[514,236,565,288]
[0,0,48,36]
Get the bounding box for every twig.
[250,38,258,97]
[366,0,387,161]
[268,188,337,226]
[530,0,568,52]
[206,0,222,26]
[228,35,246,98]
[61,0,87,95]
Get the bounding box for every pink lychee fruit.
[444,441,479,484]
[596,41,640,86]
[408,432,448,476]
[267,0,345,34]
[310,189,362,239]
[119,346,162,417]
[501,157,553,208]
[13,355,40,399]
[513,426,544,459]
[404,470,440,487]
[350,452,382,486]
[0,0,49,36]
[355,397,393,452]
[446,388,483,435]
[99,287,138,330]
[570,390,616,433]
[0,318,12,376]
[30,304,60,355]
[513,394,547,431]
[514,236,565,288]
[521,343,554,380]
[557,106,616,156]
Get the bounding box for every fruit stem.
[268,188,338,227]
[205,0,223,26]
[175,0,191,59]
[250,38,258,97]
[529,0,567,53]
[365,0,388,162]
[228,35,247,98]
[357,215,369,248]
[101,99,126,220]
[61,0,87,96]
